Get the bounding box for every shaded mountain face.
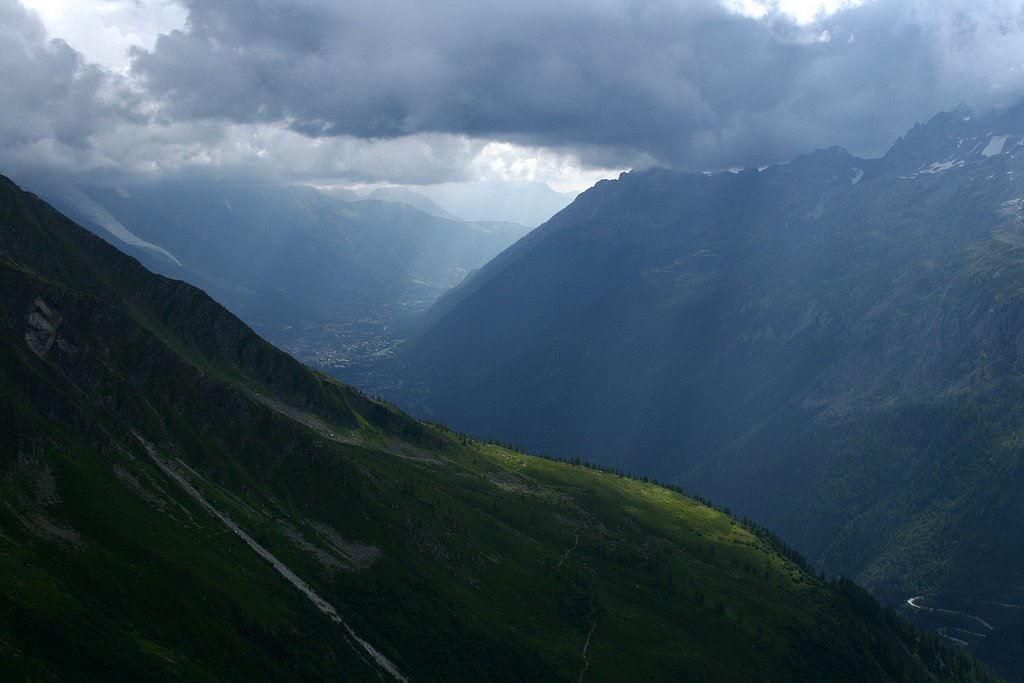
[376,102,1024,677]
[24,181,531,365]
[0,176,998,681]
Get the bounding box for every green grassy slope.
[0,175,997,681]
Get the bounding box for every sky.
[5,0,1024,195]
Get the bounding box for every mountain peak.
[882,98,1024,174]
[791,144,858,166]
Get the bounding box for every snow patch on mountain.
[919,160,964,175]
[982,135,1009,157]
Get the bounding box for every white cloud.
[721,0,871,24]
[467,142,630,192]
[19,0,186,74]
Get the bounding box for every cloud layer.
[6,0,1024,185]
[0,2,138,175]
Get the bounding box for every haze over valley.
[29,179,542,369]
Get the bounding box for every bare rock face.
[24,296,61,358]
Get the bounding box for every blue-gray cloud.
[6,0,1024,185]
[126,0,1024,171]
[0,0,150,178]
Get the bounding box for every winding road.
[905,595,995,646]
[906,595,994,631]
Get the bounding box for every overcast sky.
[5,0,1024,192]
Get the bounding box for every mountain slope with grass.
[373,102,1024,678]
[0,175,998,681]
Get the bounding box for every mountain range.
[365,101,1024,678]
[0,174,997,680]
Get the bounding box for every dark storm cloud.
[0,0,144,176]
[128,0,1024,170]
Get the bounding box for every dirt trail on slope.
[578,618,597,683]
[558,534,580,567]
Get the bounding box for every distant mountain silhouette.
[368,185,465,221]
